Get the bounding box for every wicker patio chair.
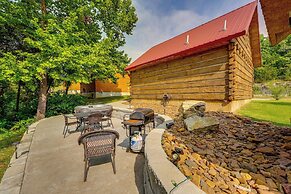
[78,130,119,182]
[82,112,104,134]
[76,108,91,125]
[63,114,78,138]
[101,108,114,128]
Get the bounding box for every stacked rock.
[162,132,283,194]
[162,102,291,193]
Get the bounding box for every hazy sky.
[123,0,267,62]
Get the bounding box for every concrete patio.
[20,115,144,194]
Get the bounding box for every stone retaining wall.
[112,107,133,119]
[143,114,204,194]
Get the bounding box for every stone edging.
[143,115,205,194]
[0,120,40,194]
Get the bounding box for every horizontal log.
[135,47,228,74]
[139,52,228,76]
[236,51,254,73]
[235,67,253,83]
[131,79,227,91]
[131,63,227,84]
[134,56,228,81]
[235,75,253,86]
[131,71,228,87]
[131,92,227,100]
[236,36,252,61]
[131,86,226,95]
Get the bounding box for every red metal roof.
[125,1,258,71]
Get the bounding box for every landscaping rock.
[163,111,291,193]
[191,174,201,187]
[282,143,291,150]
[240,162,258,173]
[179,100,206,118]
[256,147,275,155]
[184,115,219,132]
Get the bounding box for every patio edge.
[144,115,205,194]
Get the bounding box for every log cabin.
[125,1,262,117]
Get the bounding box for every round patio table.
[74,104,113,132]
[74,104,113,114]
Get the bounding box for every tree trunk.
[65,81,71,95]
[36,0,48,121]
[15,81,21,113]
[40,0,47,28]
[36,74,48,120]
[47,77,53,94]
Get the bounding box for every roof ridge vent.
[223,19,227,31]
[185,35,190,45]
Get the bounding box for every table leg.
[76,118,84,133]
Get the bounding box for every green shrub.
[253,85,262,95]
[46,93,87,117]
[0,120,9,129]
[269,85,285,100]
[10,118,35,131]
[254,65,278,83]
[0,118,34,149]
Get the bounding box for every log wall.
[231,35,254,100]
[129,35,255,115]
[130,46,229,101]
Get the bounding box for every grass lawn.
[0,129,26,180]
[238,99,291,126]
[87,95,129,104]
[0,147,15,180]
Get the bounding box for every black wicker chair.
[82,112,104,134]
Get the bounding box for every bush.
[253,85,262,95]
[254,65,278,83]
[0,118,34,149]
[10,118,35,131]
[46,93,87,117]
[269,85,285,100]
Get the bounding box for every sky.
[123,0,267,62]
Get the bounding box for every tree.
[0,0,39,116]
[1,0,138,120]
[255,35,291,82]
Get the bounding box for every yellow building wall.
[95,74,130,93]
[65,74,130,97]
[69,83,80,91]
